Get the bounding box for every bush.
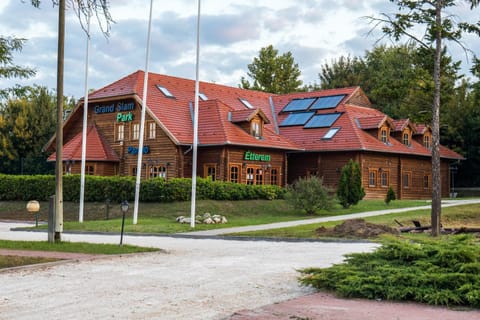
[285,176,333,215]
[385,186,396,205]
[299,236,480,308]
[337,159,365,208]
[0,174,285,202]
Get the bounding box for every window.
[423,175,430,188]
[204,164,216,181]
[270,168,278,185]
[198,92,208,101]
[323,127,340,139]
[86,165,95,175]
[381,171,389,187]
[230,165,240,183]
[424,135,431,148]
[132,123,140,140]
[239,98,254,109]
[149,166,166,179]
[116,123,125,141]
[381,129,388,143]
[156,85,174,98]
[255,168,263,185]
[246,167,255,185]
[251,120,262,138]
[369,170,377,187]
[402,173,411,188]
[131,167,137,177]
[403,132,410,146]
[148,121,156,139]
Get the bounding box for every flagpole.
[79,9,91,223]
[133,0,154,225]
[190,0,201,228]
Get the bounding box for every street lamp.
[26,200,40,227]
[120,200,129,246]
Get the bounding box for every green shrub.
[337,159,365,208]
[385,186,396,205]
[299,236,480,308]
[285,176,333,214]
[0,174,286,202]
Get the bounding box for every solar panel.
[281,98,316,112]
[310,95,345,110]
[304,113,341,128]
[280,112,315,126]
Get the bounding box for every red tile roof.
[48,125,120,162]
[76,70,462,160]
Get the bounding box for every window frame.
[380,170,389,187]
[229,164,241,183]
[270,167,279,185]
[368,170,377,187]
[204,164,217,181]
[115,123,125,142]
[147,121,156,140]
[131,122,140,140]
[402,172,411,188]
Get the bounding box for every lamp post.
[120,200,129,246]
[26,200,40,227]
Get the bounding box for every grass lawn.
[0,239,160,269]
[231,203,480,238]
[0,199,429,234]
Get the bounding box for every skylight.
[323,127,340,139]
[304,113,341,128]
[198,92,208,101]
[156,85,174,98]
[239,98,254,109]
[281,98,316,112]
[279,112,315,126]
[310,95,345,110]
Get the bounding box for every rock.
[202,212,211,219]
[221,216,228,224]
[203,217,214,224]
[176,216,185,222]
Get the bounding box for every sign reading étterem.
[244,151,271,162]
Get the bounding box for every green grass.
[0,199,429,234]
[0,239,159,255]
[231,203,480,238]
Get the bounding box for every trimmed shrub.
[385,186,396,205]
[285,176,333,214]
[337,159,365,208]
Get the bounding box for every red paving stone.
[228,292,480,320]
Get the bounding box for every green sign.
[244,151,271,162]
[117,112,133,122]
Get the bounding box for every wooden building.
[45,70,463,199]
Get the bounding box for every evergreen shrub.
[0,174,285,202]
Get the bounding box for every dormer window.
[381,128,388,143]
[423,134,431,148]
[403,132,410,146]
[251,119,262,138]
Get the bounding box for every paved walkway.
[185,198,480,236]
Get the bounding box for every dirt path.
[0,227,378,320]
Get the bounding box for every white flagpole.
[190,0,201,228]
[79,11,91,223]
[133,0,154,224]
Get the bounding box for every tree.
[0,37,36,99]
[366,0,480,236]
[240,45,302,94]
[285,176,334,215]
[337,160,365,208]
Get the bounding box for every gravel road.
[0,225,377,320]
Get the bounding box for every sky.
[0,0,478,100]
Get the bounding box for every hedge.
[0,174,286,202]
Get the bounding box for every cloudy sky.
[0,0,478,99]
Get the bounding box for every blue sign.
[128,146,150,155]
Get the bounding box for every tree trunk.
[54,0,65,241]
[431,0,443,237]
